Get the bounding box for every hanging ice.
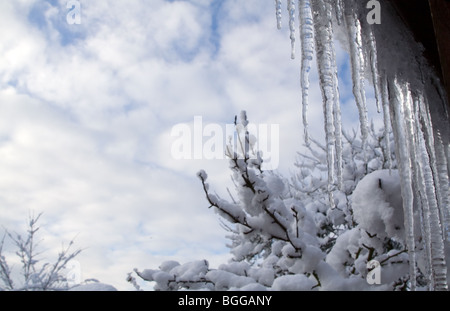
[345,10,369,144]
[413,96,448,290]
[298,0,315,145]
[310,0,344,203]
[365,27,382,113]
[275,0,282,29]
[380,74,392,171]
[332,58,343,190]
[334,0,344,26]
[287,0,296,59]
[274,0,450,290]
[434,133,450,243]
[388,80,417,290]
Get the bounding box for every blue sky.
[0,0,380,290]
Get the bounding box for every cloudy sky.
[0,0,380,290]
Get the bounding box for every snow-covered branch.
[130,112,423,291]
[0,213,83,291]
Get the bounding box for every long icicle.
[311,0,339,207]
[434,132,450,243]
[380,74,392,171]
[388,79,417,290]
[275,0,282,29]
[345,10,369,146]
[298,0,314,145]
[334,0,344,25]
[419,97,450,244]
[414,95,448,290]
[365,26,382,113]
[287,0,296,59]
[331,32,343,190]
[412,96,433,289]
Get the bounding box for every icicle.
[345,11,369,144]
[331,32,343,191]
[333,79,343,190]
[365,26,382,113]
[388,79,417,290]
[287,0,296,59]
[434,132,450,243]
[419,97,450,244]
[311,0,340,207]
[446,142,450,178]
[275,0,282,29]
[298,0,314,145]
[412,99,433,289]
[380,74,392,171]
[334,0,344,26]
[413,95,448,290]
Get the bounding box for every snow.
[69,282,117,291]
[271,274,315,291]
[326,228,361,275]
[206,269,254,290]
[159,260,181,272]
[351,169,404,240]
[171,260,209,281]
[250,267,275,287]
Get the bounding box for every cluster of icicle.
[274,0,450,291]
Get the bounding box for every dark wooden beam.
[429,0,450,108]
[388,0,441,78]
[386,0,450,108]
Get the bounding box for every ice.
[275,0,282,29]
[332,61,343,190]
[311,0,340,207]
[131,0,450,292]
[365,27,381,113]
[413,97,448,290]
[434,133,450,242]
[298,0,315,145]
[344,11,368,144]
[380,74,392,171]
[333,0,344,26]
[307,1,449,287]
[274,6,450,289]
[388,79,417,290]
[287,0,296,59]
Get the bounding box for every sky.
[0,0,381,290]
